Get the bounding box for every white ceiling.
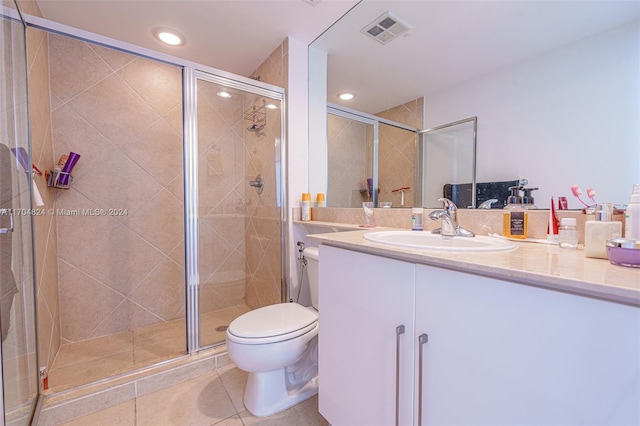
[35,0,360,77]
[34,0,640,115]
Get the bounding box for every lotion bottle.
[502,186,528,239]
[585,203,621,259]
[624,184,640,239]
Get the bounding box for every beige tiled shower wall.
[23,0,61,377]
[48,34,185,343]
[376,98,424,208]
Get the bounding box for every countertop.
[304,223,640,307]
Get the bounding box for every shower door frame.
[0,4,40,425]
[21,14,288,357]
[183,69,287,353]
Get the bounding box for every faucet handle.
[437,197,457,212]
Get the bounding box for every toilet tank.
[303,247,319,310]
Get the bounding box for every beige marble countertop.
[306,225,640,307]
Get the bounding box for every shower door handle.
[395,324,405,426]
[0,209,14,233]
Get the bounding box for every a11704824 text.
[1,208,129,217]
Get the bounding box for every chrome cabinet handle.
[418,333,429,426]
[395,325,405,426]
[0,209,14,234]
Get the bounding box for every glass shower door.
[0,2,39,424]
[192,75,284,349]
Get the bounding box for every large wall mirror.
[309,1,640,209]
[325,103,422,208]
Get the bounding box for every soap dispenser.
[522,187,539,209]
[503,186,528,239]
[585,203,622,259]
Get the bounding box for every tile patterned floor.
[55,364,329,426]
[48,305,250,392]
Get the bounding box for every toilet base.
[244,368,319,417]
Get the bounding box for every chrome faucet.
[429,198,475,237]
[478,198,499,209]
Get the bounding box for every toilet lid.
[227,303,317,339]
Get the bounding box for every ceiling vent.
[361,11,411,45]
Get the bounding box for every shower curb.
[36,346,230,425]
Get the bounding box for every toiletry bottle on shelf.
[301,193,311,221]
[558,197,568,210]
[584,203,622,259]
[546,196,559,242]
[624,184,640,239]
[502,186,528,239]
[315,193,326,208]
[411,207,424,231]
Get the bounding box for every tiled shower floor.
[48,305,250,392]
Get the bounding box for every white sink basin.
[363,231,517,252]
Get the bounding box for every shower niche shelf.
[244,105,266,132]
[46,170,73,189]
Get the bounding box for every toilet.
[226,246,320,417]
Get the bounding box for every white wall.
[287,37,309,301]
[308,47,328,200]
[425,20,640,208]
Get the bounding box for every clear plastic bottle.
[411,207,424,231]
[558,217,578,249]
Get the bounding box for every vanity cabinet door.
[415,264,640,425]
[319,245,416,426]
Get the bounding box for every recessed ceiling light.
[265,103,279,110]
[337,92,356,101]
[217,90,232,98]
[153,28,185,46]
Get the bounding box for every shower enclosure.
[0,2,39,424]
[0,6,286,415]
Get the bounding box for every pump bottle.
[624,184,640,239]
[502,186,528,239]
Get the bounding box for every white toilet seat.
[227,321,318,345]
[227,303,318,345]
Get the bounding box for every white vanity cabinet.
[319,245,640,425]
[318,245,416,426]
[415,264,640,425]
